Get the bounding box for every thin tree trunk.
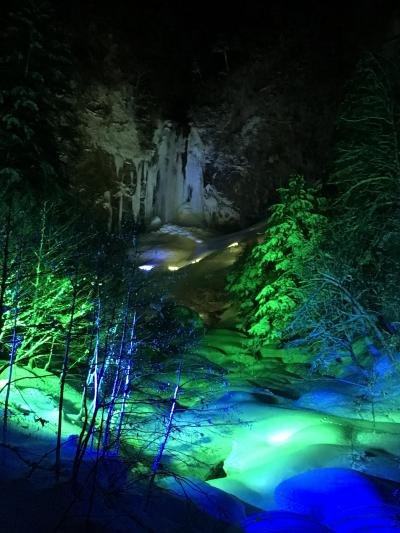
[55,272,78,481]
[72,289,110,483]
[0,205,12,342]
[28,202,48,370]
[103,289,131,451]
[24,28,33,78]
[3,254,21,441]
[89,286,102,450]
[114,310,136,453]
[145,362,182,508]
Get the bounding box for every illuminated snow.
[268,430,293,444]
[138,264,155,271]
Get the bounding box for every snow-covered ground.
[133,225,400,530]
[2,338,400,531]
[1,223,400,531]
[1,344,400,531]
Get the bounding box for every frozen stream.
[134,224,400,528]
[135,221,265,271]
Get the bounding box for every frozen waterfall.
[111,122,238,229]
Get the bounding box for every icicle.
[130,162,141,223]
[103,191,113,233]
[178,126,205,224]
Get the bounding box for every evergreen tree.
[332,51,400,221]
[0,0,74,200]
[227,175,327,343]
[330,49,400,284]
[331,48,400,329]
[290,48,400,374]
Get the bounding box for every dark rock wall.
[62,0,398,230]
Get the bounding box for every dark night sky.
[54,0,398,119]
[66,0,397,52]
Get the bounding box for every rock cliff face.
[73,83,239,231]
[72,71,335,233]
[70,32,344,233]
[65,1,398,232]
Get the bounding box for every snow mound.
[274,467,382,521]
[326,503,400,532]
[242,510,333,532]
[160,476,246,525]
